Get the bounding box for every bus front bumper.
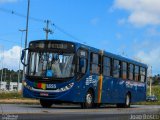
[22,81,78,102]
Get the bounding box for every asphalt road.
[0,104,160,120]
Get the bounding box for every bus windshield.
[28,52,75,78]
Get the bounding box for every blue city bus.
[21,40,147,108]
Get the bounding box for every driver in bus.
[51,54,62,77]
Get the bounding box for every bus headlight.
[22,81,27,86]
[23,81,32,90]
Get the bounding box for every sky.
[0,0,160,75]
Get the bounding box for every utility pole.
[149,66,152,96]
[4,68,6,82]
[23,0,30,80]
[0,45,4,90]
[18,29,26,91]
[43,20,53,40]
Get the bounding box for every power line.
[0,38,22,44]
[0,7,81,42]
[53,24,80,42]
[0,7,44,23]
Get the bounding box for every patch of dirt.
[0,99,39,104]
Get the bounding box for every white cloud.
[133,41,160,74]
[146,28,160,36]
[0,0,18,3]
[0,46,22,71]
[116,33,122,39]
[113,0,160,26]
[118,18,126,25]
[90,18,99,25]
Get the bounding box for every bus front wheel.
[40,99,53,108]
[81,90,94,109]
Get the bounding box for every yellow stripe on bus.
[97,74,103,103]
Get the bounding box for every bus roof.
[30,39,148,68]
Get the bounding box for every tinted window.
[113,60,120,78]
[134,66,139,81]
[122,62,127,79]
[103,57,111,67]
[78,50,88,58]
[78,58,87,74]
[91,53,98,64]
[140,67,146,82]
[140,67,145,75]
[90,53,100,75]
[77,49,88,74]
[103,57,111,76]
[129,64,134,80]
[91,64,99,74]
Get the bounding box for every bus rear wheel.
[40,99,53,108]
[116,94,131,108]
[81,90,94,109]
[125,94,131,108]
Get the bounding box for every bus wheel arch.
[116,91,131,108]
[127,91,131,102]
[81,88,95,109]
[125,91,131,108]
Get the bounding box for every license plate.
[40,93,48,96]
[46,84,56,89]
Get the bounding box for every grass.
[0,92,22,99]
[0,92,39,104]
[148,85,160,100]
[135,85,160,105]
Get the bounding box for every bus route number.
[46,84,56,89]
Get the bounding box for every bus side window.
[90,53,99,75]
[134,66,140,81]
[122,62,127,79]
[128,64,134,80]
[103,57,111,77]
[140,67,146,82]
[113,60,120,78]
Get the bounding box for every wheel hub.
[86,94,92,104]
[126,95,130,105]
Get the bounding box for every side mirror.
[21,49,28,66]
[21,50,25,61]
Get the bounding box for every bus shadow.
[22,104,137,109]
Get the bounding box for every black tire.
[116,93,131,108]
[125,93,131,108]
[81,90,94,109]
[94,103,101,108]
[40,99,53,108]
[116,103,124,108]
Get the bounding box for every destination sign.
[29,41,75,51]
